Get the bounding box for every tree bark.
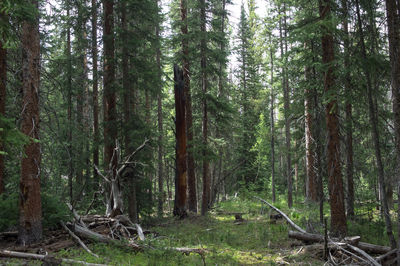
[103,0,119,217]
[18,0,42,244]
[173,65,187,218]
[66,3,73,203]
[384,0,400,259]
[269,47,275,203]
[305,42,318,202]
[92,0,99,187]
[319,0,346,237]
[0,13,6,195]
[180,0,197,213]
[341,0,354,219]
[279,6,292,208]
[200,0,210,216]
[156,2,164,217]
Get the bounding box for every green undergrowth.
[4,195,393,265]
[52,197,322,265]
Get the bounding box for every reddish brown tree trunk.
[18,0,42,244]
[103,0,119,217]
[319,0,346,237]
[181,0,197,214]
[0,17,6,195]
[200,0,210,216]
[92,0,99,186]
[173,65,187,218]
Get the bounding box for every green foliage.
[0,115,29,155]
[0,193,18,231]
[0,193,70,231]
[41,193,71,229]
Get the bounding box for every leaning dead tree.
[95,139,149,217]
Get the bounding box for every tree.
[200,0,211,216]
[92,0,99,186]
[18,0,42,244]
[0,12,6,195]
[103,0,120,217]
[340,0,354,219]
[181,0,197,213]
[279,4,292,208]
[173,65,188,218]
[319,0,346,237]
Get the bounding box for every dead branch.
[288,230,391,255]
[67,202,87,228]
[253,196,306,233]
[60,221,99,258]
[0,250,108,266]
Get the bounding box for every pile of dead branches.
[254,196,396,266]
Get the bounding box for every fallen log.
[61,221,99,258]
[0,231,18,238]
[376,249,397,265]
[0,250,108,266]
[288,230,391,254]
[253,196,306,233]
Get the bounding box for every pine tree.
[18,0,42,244]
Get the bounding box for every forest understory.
[0,196,396,265]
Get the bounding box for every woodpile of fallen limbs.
[253,196,397,266]
[0,207,206,265]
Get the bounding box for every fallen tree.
[254,196,393,264]
[0,250,108,266]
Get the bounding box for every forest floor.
[0,195,391,265]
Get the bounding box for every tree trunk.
[156,2,164,217]
[180,0,197,214]
[384,0,400,258]
[279,7,292,208]
[355,0,396,248]
[200,0,210,216]
[269,47,275,203]
[173,65,187,218]
[0,15,6,195]
[103,0,119,217]
[319,0,346,237]
[92,0,99,188]
[305,42,317,202]
[67,4,73,203]
[341,0,354,219]
[18,0,42,244]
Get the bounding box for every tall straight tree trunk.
[319,0,346,237]
[18,0,42,244]
[200,0,210,216]
[180,0,197,213]
[156,1,164,217]
[355,0,396,248]
[279,8,292,208]
[385,0,400,258]
[103,0,119,217]
[0,17,6,195]
[305,42,317,202]
[67,4,73,203]
[92,0,99,186]
[269,47,276,203]
[341,0,354,219]
[173,65,187,218]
